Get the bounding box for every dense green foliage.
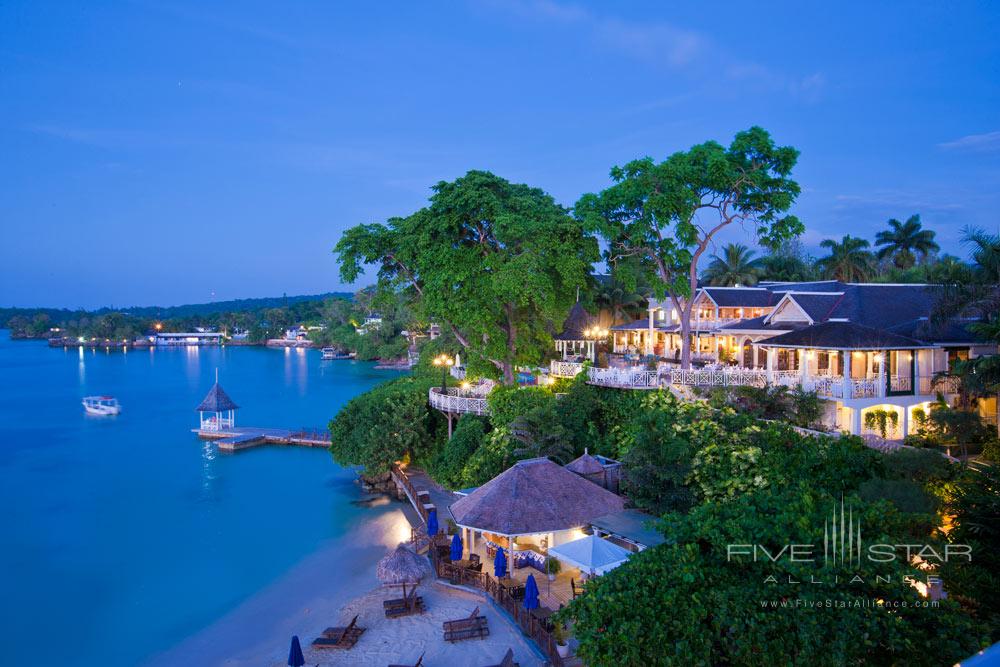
[702,243,763,286]
[328,374,446,475]
[578,126,803,368]
[335,170,598,384]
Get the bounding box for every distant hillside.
[0,292,353,325]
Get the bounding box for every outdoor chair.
[312,614,365,649]
[443,606,489,642]
[388,651,425,667]
[483,647,520,667]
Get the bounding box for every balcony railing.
[889,375,912,393]
[428,387,490,415]
[587,366,661,389]
[549,360,584,378]
[668,368,767,388]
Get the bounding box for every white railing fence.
[587,366,661,389]
[549,360,584,378]
[428,387,491,415]
[668,368,768,388]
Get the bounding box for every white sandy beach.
[143,502,544,667]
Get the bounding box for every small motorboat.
[83,396,121,416]
[321,347,351,360]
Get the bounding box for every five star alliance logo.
[824,497,862,567]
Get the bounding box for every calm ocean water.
[0,332,403,666]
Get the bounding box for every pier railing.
[430,549,565,666]
[428,387,491,415]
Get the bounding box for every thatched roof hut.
[196,382,239,412]
[376,544,428,585]
[450,457,625,536]
[555,302,597,342]
[565,451,604,476]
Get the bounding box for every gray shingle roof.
[196,383,239,412]
[555,302,597,341]
[450,457,625,535]
[701,287,776,308]
[759,321,931,350]
[590,509,667,549]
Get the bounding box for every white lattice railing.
[550,360,585,378]
[668,368,768,388]
[428,387,490,415]
[587,366,661,389]
[889,375,912,393]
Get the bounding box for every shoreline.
[143,500,417,667]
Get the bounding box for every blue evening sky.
[2,1,998,309]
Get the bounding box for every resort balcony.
[586,366,661,389]
[549,360,584,378]
[428,386,491,416]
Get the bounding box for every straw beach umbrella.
[377,543,428,586]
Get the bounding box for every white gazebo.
[196,381,239,432]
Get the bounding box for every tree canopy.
[875,214,940,269]
[576,126,802,367]
[335,170,598,384]
[817,234,876,281]
[701,243,763,286]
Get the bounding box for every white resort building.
[430,281,996,440]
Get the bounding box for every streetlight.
[432,354,454,394]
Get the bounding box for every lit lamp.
[432,354,454,394]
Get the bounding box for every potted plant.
[552,623,570,658]
[545,557,561,582]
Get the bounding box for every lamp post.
[433,354,454,395]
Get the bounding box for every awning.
[548,535,631,576]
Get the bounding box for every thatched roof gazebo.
[554,302,599,361]
[376,544,428,586]
[451,457,624,538]
[196,381,239,432]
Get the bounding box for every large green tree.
[875,214,940,269]
[576,127,802,368]
[701,242,763,286]
[817,234,876,281]
[335,171,598,384]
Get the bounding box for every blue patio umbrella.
[426,509,438,537]
[523,574,540,610]
[450,532,463,561]
[494,547,507,577]
[287,635,305,667]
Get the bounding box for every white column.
[877,352,887,398]
[913,351,922,395]
[842,352,853,398]
[901,407,909,438]
[851,407,862,435]
[799,350,808,387]
[766,348,775,383]
[646,309,655,356]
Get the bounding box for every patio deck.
[461,540,581,612]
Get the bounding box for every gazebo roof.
[450,457,625,536]
[565,451,605,476]
[554,302,597,342]
[196,382,239,412]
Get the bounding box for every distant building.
[284,326,308,341]
[154,332,225,346]
[356,315,383,335]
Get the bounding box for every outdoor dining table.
[452,559,479,570]
[530,606,555,631]
[497,576,526,599]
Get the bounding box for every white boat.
[83,396,121,416]
[321,347,351,360]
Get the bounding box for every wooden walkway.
[192,426,330,452]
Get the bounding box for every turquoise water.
[0,333,402,666]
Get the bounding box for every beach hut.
[450,457,625,575]
[547,534,632,577]
[377,544,428,586]
[195,381,239,431]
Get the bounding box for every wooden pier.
[193,426,331,452]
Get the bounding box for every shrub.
[428,415,489,489]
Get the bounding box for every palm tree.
[594,274,650,325]
[874,214,940,269]
[817,235,876,282]
[701,243,763,286]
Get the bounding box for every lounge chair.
[443,605,489,642]
[571,578,586,599]
[483,647,520,667]
[312,614,366,649]
[384,585,426,618]
[388,651,425,667]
